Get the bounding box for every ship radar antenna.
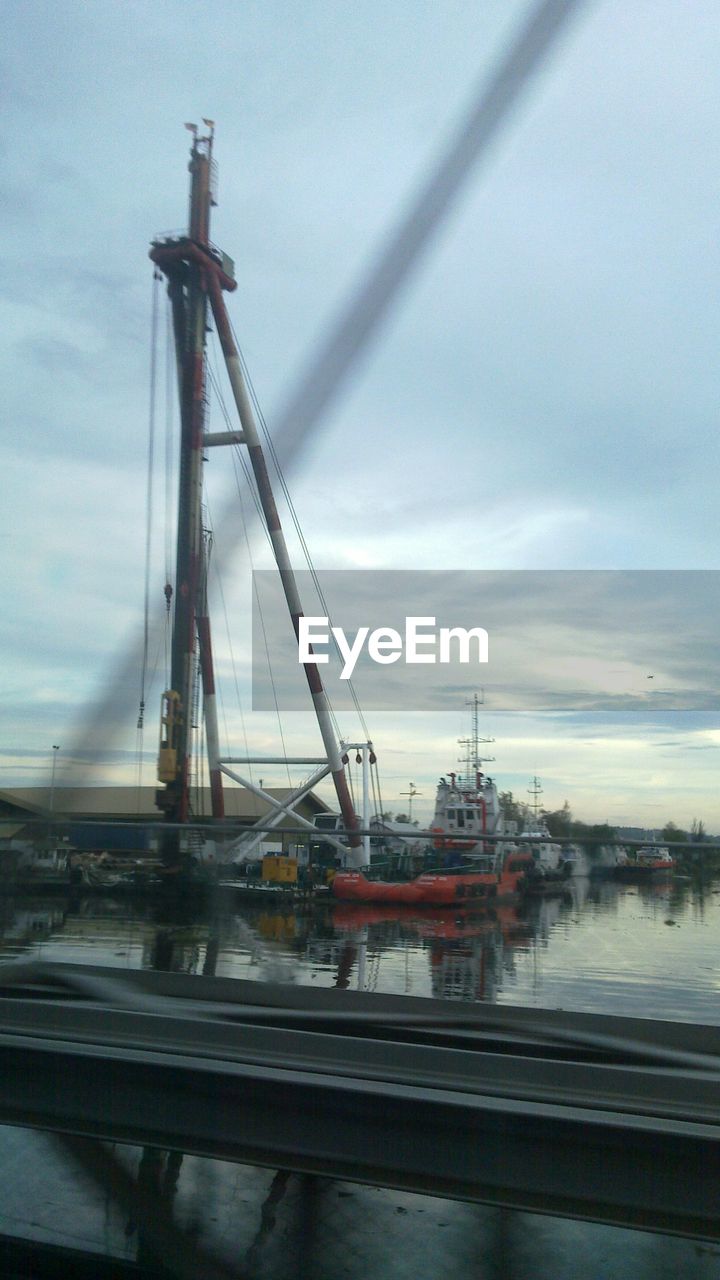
[458,691,494,781]
[399,782,422,822]
[528,776,544,818]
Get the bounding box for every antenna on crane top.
[184,119,216,204]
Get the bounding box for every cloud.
[4,0,720,831]
[250,569,720,716]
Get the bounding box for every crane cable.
[138,269,161,727]
[163,295,176,686]
[207,335,338,757]
[227,316,372,745]
[207,356,299,775]
[205,357,274,554]
[136,270,162,803]
[209,326,383,839]
[372,757,385,826]
[207,341,343,758]
[205,358,296,790]
[202,486,261,817]
[208,325,371,809]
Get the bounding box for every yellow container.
[262,855,298,884]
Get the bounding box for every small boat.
[613,846,675,881]
[515,819,579,893]
[332,848,534,906]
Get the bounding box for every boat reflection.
[1,871,719,1020]
[327,872,603,1001]
[330,900,538,1001]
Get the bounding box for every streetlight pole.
[50,745,60,816]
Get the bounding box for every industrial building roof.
[0,786,330,821]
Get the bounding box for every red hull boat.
[332,853,533,907]
[613,846,675,881]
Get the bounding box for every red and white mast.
[151,125,363,867]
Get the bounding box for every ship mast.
[151,125,363,866]
[528,776,543,820]
[458,692,494,789]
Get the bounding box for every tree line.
[383,799,710,848]
[499,794,710,847]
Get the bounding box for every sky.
[2,0,720,831]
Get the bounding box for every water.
[3,874,720,1278]
[2,873,720,1023]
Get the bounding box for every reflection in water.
[132,1147,186,1271]
[2,877,720,1276]
[0,872,719,1021]
[331,902,532,1002]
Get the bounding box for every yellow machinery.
[158,691,182,783]
[262,855,298,884]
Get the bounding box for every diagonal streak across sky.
[69,0,588,772]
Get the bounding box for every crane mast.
[151,125,363,868]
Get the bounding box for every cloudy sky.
[3,0,720,829]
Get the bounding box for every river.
[2,872,719,1023]
[2,873,720,1279]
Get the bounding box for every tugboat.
[428,694,519,860]
[613,845,675,881]
[514,778,580,894]
[332,697,535,907]
[330,851,533,907]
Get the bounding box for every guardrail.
[0,962,718,1243]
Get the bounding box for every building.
[0,786,331,856]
